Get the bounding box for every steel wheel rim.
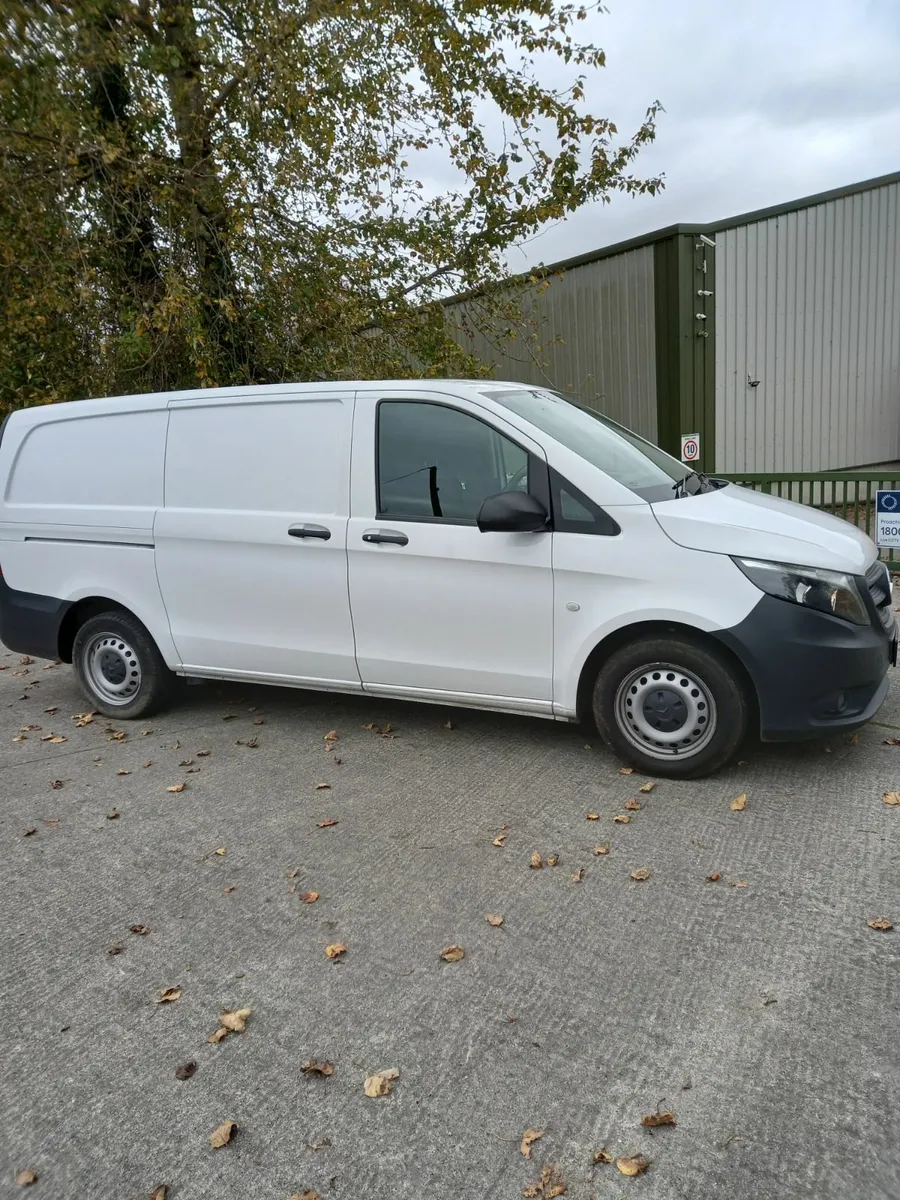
[82,633,142,706]
[614,661,717,760]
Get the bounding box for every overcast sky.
[509,0,900,271]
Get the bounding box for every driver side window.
[377,400,529,522]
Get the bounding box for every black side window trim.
[375,397,549,525]
[549,467,620,536]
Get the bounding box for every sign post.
[876,490,900,548]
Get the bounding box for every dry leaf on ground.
[15,1169,38,1186]
[300,1058,335,1076]
[618,766,634,775]
[592,1148,613,1165]
[298,891,319,904]
[209,1120,236,1148]
[485,914,504,926]
[706,872,721,882]
[492,834,508,847]
[167,783,185,793]
[586,812,599,820]
[129,924,150,935]
[150,1187,168,1200]
[324,730,339,742]
[571,867,584,883]
[613,814,631,824]
[443,719,453,729]
[530,852,543,869]
[197,749,211,757]
[155,987,182,1004]
[236,736,259,748]
[208,1027,229,1044]
[364,1067,399,1097]
[50,779,65,789]
[641,1111,676,1128]
[624,798,642,811]
[522,1162,567,1197]
[108,945,123,955]
[106,808,120,820]
[289,1193,320,1200]
[867,917,893,930]
[520,1129,543,1158]
[23,828,37,837]
[325,943,347,959]
[883,738,900,745]
[631,867,651,881]
[440,944,465,962]
[117,769,130,776]
[315,782,331,790]
[616,1156,650,1177]
[730,793,747,811]
[882,792,900,806]
[317,818,338,828]
[730,880,748,888]
[175,1061,197,1080]
[546,854,560,867]
[214,847,226,856]
[594,843,610,856]
[220,1007,252,1033]
[639,781,656,793]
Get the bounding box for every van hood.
[651,483,878,575]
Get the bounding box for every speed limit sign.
[680,433,700,463]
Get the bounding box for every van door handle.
[288,524,331,540]
[362,529,409,546]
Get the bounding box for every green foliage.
[0,0,660,409]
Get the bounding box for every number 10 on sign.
[680,433,700,463]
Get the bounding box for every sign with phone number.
[876,491,900,547]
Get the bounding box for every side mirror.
[477,491,548,533]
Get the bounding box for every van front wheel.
[592,635,748,779]
[72,611,176,719]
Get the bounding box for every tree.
[0,0,660,410]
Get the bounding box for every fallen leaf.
[522,1163,567,1197]
[317,818,338,828]
[440,944,465,962]
[300,1058,335,1076]
[21,724,41,731]
[641,1111,676,1128]
[236,736,259,748]
[444,719,453,729]
[530,852,543,869]
[20,655,34,665]
[324,730,339,742]
[706,871,722,882]
[214,847,227,856]
[197,749,211,757]
[729,880,748,888]
[624,798,642,811]
[155,987,182,1004]
[174,1061,197,1080]
[15,1169,38,1186]
[46,735,67,744]
[141,728,152,736]
[44,706,58,714]
[546,854,560,867]
[298,891,319,904]
[883,738,900,746]
[253,717,266,726]
[485,913,504,926]
[108,945,123,955]
[129,924,150,936]
[618,766,634,775]
[867,917,893,931]
[50,780,65,790]
[325,943,346,959]
[220,1007,252,1033]
[12,735,27,743]
[631,867,651,881]
[492,834,508,847]
[616,1156,650,1177]
[521,1129,543,1158]
[41,818,60,828]
[613,814,631,824]
[593,1148,613,1165]
[179,758,193,767]
[730,793,747,811]
[209,1120,236,1148]
[150,1187,168,1200]
[73,711,96,726]
[315,782,331,790]
[167,783,185,793]
[571,867,584,883]
[363,1067,399,1097]
[23,827,37,837]
[639,781,657,793]
[222,713,237,721]
[117,769,130,776]
[208,1027,229,1043]
[223,886,235,893]
[289,1192,320,1200]
[106,808,120,820]
[106,728,126,741]
[882,792,900,806]
[143,761,152,768]
[586,812,599,821]
[594,843,610,856]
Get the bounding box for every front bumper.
[714,593,894,741]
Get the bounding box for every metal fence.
[722,472,900,569]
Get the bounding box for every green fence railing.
[722,471,900,569]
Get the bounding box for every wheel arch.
[575,620,759,733]
[57,597,131,662]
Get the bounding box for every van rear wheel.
[72,611,176,719]
[592,635,748,779]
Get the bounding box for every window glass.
[378,401,528,521]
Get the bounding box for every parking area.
[1,646,899,1200]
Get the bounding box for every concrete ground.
[1,649,898,1200]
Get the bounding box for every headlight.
[732,557,870,626]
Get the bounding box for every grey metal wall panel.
[448,245,657,440]
[715,179,900,472]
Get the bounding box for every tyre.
[592,634,749,779]
[72,610,177,719]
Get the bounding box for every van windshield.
[485,388,703,502]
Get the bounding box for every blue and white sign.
[876,490,900,547]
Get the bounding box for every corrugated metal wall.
[715,179,900,472]
[448,244,658,440]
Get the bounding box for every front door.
[347,393,553,710]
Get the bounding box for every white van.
[0,382,894,777]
